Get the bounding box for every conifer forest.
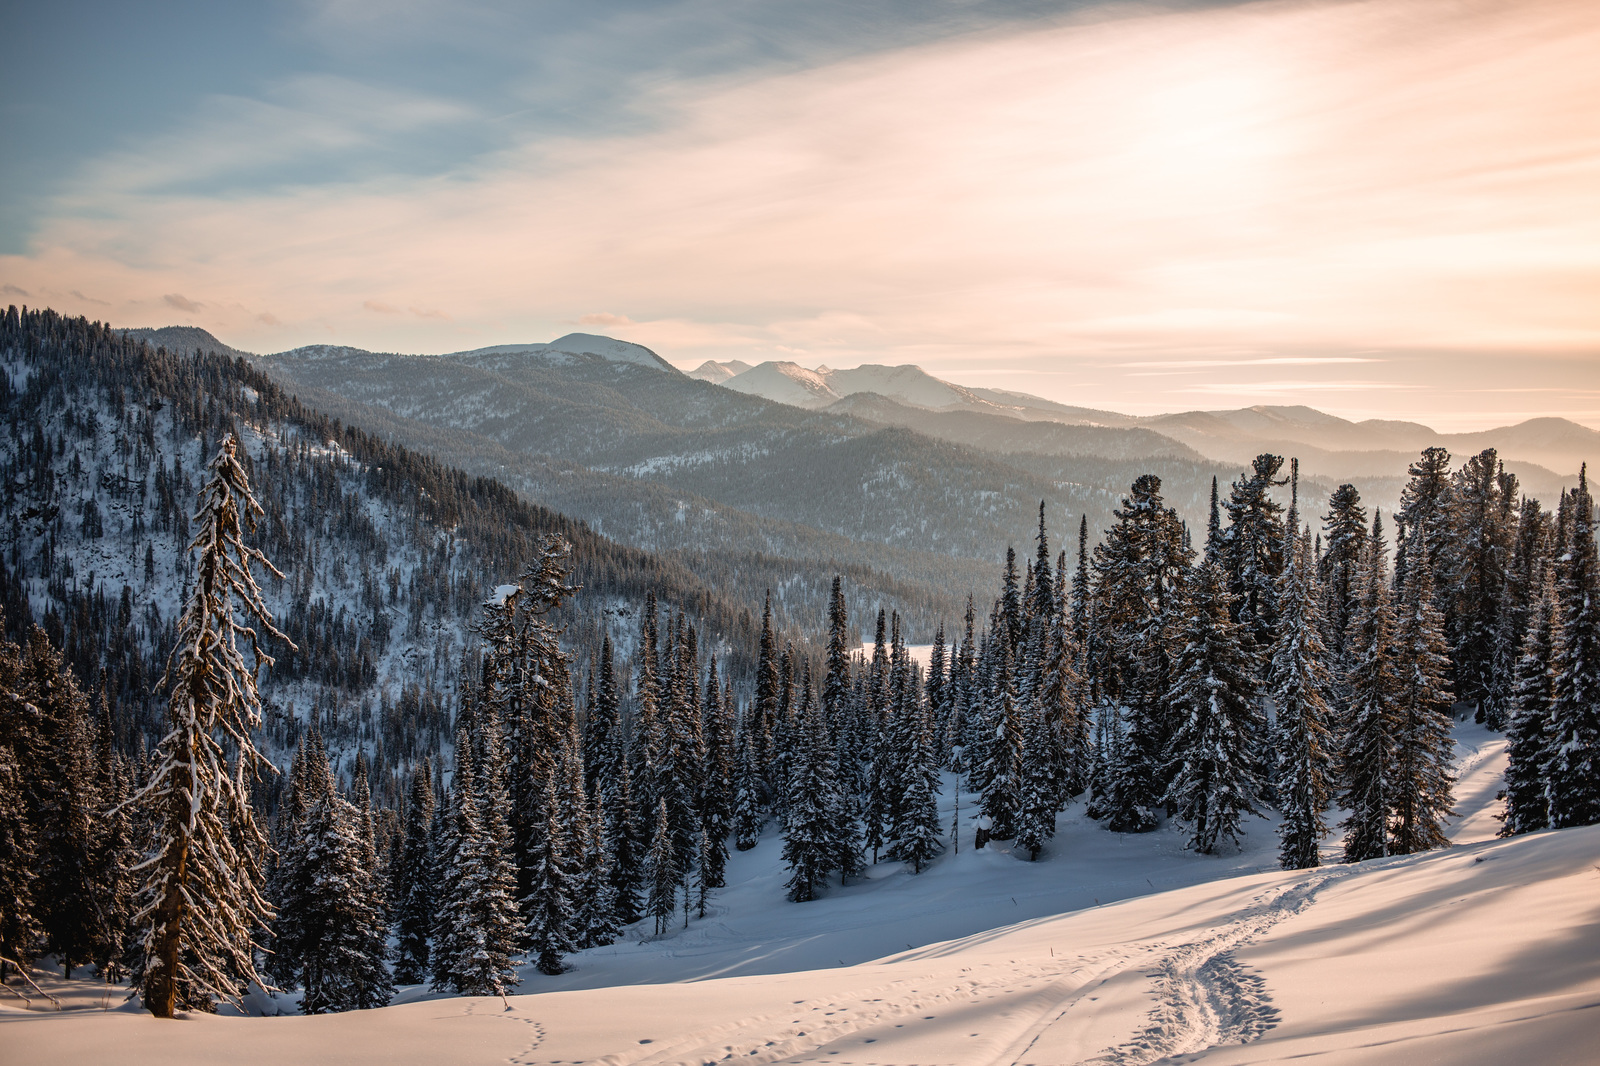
[2,306,1598,1020]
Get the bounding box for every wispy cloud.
[163,293,202,312]
[3,0,1597,427]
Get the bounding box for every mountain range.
[118,326,1591,637]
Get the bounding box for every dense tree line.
[2,306,1596,1016]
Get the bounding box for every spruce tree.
[523,777,575,975]
[392,764,435,984]
[1502,567,1558,836]
[1219,454,1288,649]
[1447,450,1515,722]
[0,619,41,980]
[1092,474,1192,830]
[1545,467,1600,828]
[781,681,842,901]
[1388,540,1457,855]
[131,434,288,1018]
[645,798,679,934]
[1271,528,1335,869]
[431,729,520,997]
[1163,561,1262,854]
[1014,698,1057,861]
[1319,484,1368,664]
[731,709,765,851]
[607,758,646,923]
[1340,513,1401,863]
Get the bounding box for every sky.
[2,0,1597,430]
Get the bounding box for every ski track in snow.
[503,870,1346,1066]
[1066,872,1344,1066]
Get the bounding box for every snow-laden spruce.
[129,433,294,1018]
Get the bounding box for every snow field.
[7,722,1597,1065]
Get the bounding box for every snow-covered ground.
[8,723,1599,1064]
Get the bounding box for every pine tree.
[392,764,436,984]
[645,798,678,935]
[979,640,1024,840]
[431,728,520,997]
[523,776,575,975]
[131,434,289,1017]
[0,619,41,980]
[1271,528,1335,869]
[1447,450,1515,722]
[1013,697,1057,861]
[731,708,765,851]
[607,758,645,924]
[1319,484,1368,665]
[1487,499,1551,735]
[1396,447,1454,579]
[1388,539,1457,855]
[1092,474,1192,830]
[696,659,732,892]
[1340,513,1401,863]
[1219,454,1288,649]
[781,681,843,901]
[275,738,394,1014]
[1502,567,1558,836]
[1545,467,1600,828]
[1163,561,1262,854]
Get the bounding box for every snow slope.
[9,724,1599,1065]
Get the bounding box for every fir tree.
[645,798,679,935]
[1447,450,1515,722]
[781,681,843,901]
[1271,528,1335,869]
[1340,513,1401,863]
[0,619,41,980]
[1388,539,1457,855]
[1545,467,1600,828]
[523,776,575,975]
[392,764,436,984]
[1163,561,1262,854]
[607,758,645,924]
[1014,697,1057,861]
[131,434,288,1018]
[979,640,1024,840]
[1219,454,1288,649]
[431,728,520,997]
[1319,484,1368,664]
[731,708,765,851]
[1502,567,1558,836]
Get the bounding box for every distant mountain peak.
[456,332,679,373]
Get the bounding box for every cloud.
[257,311,281,325]
[1122,357,1383,369]
[577,312,634,326]
[69,289,108,305]
[2,283,29,297]
[3,0,1597,426]
[163,293,202,312]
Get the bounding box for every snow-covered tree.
[1340,513,1401,863]
[1163,561,1262,854]
[1387,537,1456,855]
[391,764,435,984]
[1545,467,1600,828]
[131,434,290,1018]
[1502,567,1557,836]
[1271,528,1335,869]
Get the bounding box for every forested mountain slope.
[3,309,861,800]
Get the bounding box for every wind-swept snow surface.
[7,724,1598,1065]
